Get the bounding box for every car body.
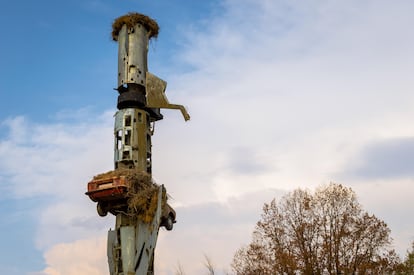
[86,174,176,230]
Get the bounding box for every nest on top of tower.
[112,12,159,41]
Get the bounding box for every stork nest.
[112,12,159,41]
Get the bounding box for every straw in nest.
[112,12,159,41]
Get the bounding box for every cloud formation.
[154,0,414,266]
[0,112,115,273]
[36,237,107,275]
[344,137,414,179]
[2,0,414,274]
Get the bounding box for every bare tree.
[175,261,186,275]
[204,254,216,275]
[232,183,399,274]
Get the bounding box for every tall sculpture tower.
[86,13,189,274]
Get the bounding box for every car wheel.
[97,203,108,217]
[165,215,174,231]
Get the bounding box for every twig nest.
[112,12,159,41]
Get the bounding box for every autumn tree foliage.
[232,183,400,274]
[398,241,414,274]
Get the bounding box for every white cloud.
[0,111,115,250]
[0,111,114,199]
[155,0,414,259]
[36,236,108,275]
[2,0,414,273]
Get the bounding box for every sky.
[1,0,414,274]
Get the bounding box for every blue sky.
[1,0,414,274]
[0,0,219,122]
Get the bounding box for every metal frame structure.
[86,12,189,275]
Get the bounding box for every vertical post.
[110,13,162,275]
[87,11,189,275]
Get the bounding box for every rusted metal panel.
[133,185,163,274]
[146,72,190,121]
[117,25,128,88]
